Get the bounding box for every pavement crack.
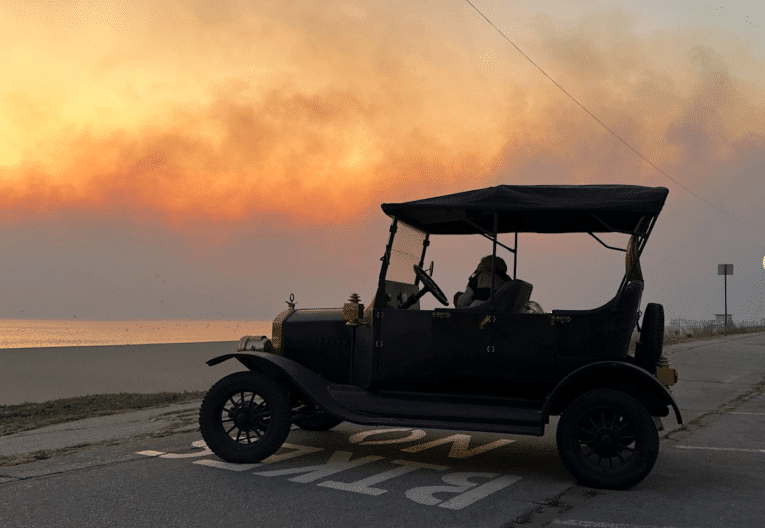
[502,486,602,527]
[663,377,765,445]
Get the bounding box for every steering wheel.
[413,264,449,306]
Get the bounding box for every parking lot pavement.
[545,390,765,528]
[661,332,765,425]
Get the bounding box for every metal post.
[718,264,733,335]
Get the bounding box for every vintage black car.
[199,184,681,489]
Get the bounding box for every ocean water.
[0,319,273,349]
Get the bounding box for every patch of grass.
[0,391,205,436]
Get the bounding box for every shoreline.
[0,318,273,350]
[0,339,239,352]
[0,341,244,406]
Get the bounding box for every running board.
[327,384,545,435]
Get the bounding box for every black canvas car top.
[381,184,669,234]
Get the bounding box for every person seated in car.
[454,255,511,308]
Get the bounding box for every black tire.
[293,408,343,431]
[199,371,292,463]
[556,389,659,489]
[636,303,664,374]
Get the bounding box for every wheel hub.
[592,429,620,456]
[232,409,252,428]
[228,400,264,432]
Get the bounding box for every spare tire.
[635,303,664,374]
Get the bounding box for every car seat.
[464,279,533,313]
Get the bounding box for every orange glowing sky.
[1,1,764,321]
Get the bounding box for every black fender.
[543,361,682,425]
[206,352,374,425]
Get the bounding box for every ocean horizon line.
[0,319,274,349]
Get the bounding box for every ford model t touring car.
[199,184,681,489]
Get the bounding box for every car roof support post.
[490,211,498,307]
[617,214,657,295]
[413,234,430,287]
[377,217,398,305]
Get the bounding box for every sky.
[1,0,764,324]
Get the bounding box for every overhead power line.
[464,0,764,234]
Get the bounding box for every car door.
[488,312,555,383]
[374,306,435,389]
[430,308,493,381]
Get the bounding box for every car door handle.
[433,312,451,319]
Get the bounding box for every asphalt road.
[1,332,764,527]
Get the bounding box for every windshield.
[386,222,426,284]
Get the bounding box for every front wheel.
[199,371,292,463]
[556,389,659,489]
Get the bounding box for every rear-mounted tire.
[635,303,664,374]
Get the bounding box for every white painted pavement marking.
[401,434,516,458]
[553,521,683,528]
[318,460,449,496]
[675,445,765,454]
[438,474,522,510]
[349,428,516,458]
[348,428,427,445]
[729,411,765,415]
[137,441,523,510]
[254,450,384,483]
[262,443,325,464]
[193,443,324,469]
[406,472,513,508]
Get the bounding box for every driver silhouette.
[454,255,511,308]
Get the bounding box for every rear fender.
[544,361,682,424]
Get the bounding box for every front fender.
[206,352,352,422]
[544,361,683,425]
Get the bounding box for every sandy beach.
[0,342,246,406]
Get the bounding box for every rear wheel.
[556,389,659,489]
[199,371,292,463]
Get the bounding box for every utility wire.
[464,0,764,233]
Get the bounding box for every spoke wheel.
[200,371,292,463]
[557,389,659,489]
